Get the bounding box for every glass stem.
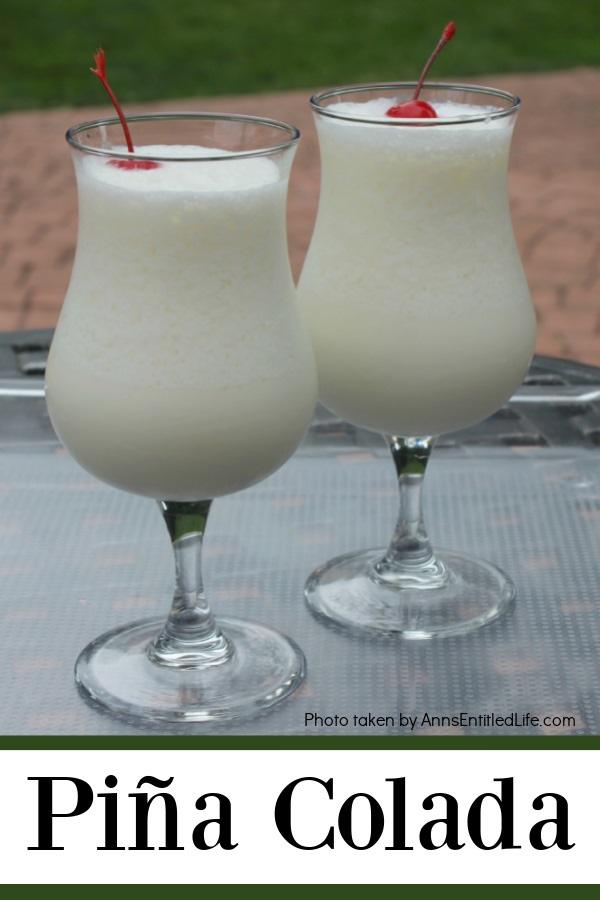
[148,500,233,668]
[374,436,447,587]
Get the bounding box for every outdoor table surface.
[1,341,599,736]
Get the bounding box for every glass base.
[304,548,515,639]
[75,616,305,723]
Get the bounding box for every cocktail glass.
[299,84,536,638]
[46,113,317,720]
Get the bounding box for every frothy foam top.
[324,98,502,122]
[82,144,280,192]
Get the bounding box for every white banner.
[1,749,596,884]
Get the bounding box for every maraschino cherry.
[386,22,456,119]
[90,49,160,170]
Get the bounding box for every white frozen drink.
[299,97,535,436]
[47,144,317,499]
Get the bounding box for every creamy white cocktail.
[299,96,534,436]
[300,81,536,638]
[48,107,316,723]
[47,143,316,500]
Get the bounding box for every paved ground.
[1,68,599,363]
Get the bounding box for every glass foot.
[305,548,515,639]
[75,616,305,723]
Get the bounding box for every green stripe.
[1,736,599,750]
[1,885,598,893]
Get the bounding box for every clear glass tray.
[1,339,599,735]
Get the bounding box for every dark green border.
[1,885,597,894]
[1,736,600,749]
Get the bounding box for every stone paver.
[1,69,599,363]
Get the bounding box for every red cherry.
[107,158,160,170]
[91,49,160,167]
[386,21,456,119]
[386,100,437,119]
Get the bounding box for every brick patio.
[1,68,599,363]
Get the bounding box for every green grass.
[2,0,599,112]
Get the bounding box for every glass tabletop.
[1,330,599,735]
